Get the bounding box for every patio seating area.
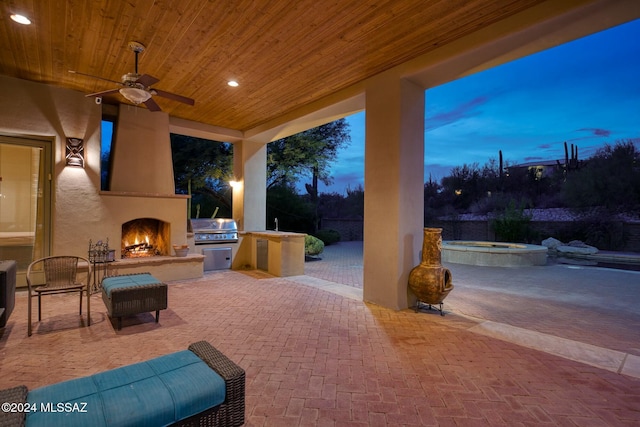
[1,241,639,425]
[0,340,245,427]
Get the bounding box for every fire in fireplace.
[121,218,170,258]
[123,234,156,257]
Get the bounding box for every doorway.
[0,135,52,286]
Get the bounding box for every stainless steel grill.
[191,218,238,244]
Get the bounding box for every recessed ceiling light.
[227,80,239,87]
[10,14,31,25]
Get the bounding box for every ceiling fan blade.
[86,88,120,97]
[143,97,162,112]
[153,89,195,106]
[69,70,122,85]
[136,74,160,87]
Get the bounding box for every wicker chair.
[26,255,91,336]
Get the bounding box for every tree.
[440,163,484,210]
[266,183,315,232]
[170,134,233,218]
[343,184,364,218]
[267,119,350,191]
[563,140,640,210]
[170,120,351,232]
[424,175,442,222]
[267,119,351,232]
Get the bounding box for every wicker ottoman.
[101,273,168,330]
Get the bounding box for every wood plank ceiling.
[2,0,563,132]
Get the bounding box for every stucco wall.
[0,75,101,257]
[0,75,187,258]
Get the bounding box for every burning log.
[122,238,159,258]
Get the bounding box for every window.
[100,116,116,191]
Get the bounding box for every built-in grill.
[192,218,238,244]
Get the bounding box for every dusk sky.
[318,18,640,195]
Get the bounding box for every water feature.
[442,240,548,267]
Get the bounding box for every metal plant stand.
[88,239,114,294]
[415,300,446,316]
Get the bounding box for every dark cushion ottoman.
[101,273,168,330]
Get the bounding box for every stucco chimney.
[109,105,175,194]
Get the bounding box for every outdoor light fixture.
[65,138,85,167]
[227,80,239,87]
[119,87,151,104]
[229,180,240,189]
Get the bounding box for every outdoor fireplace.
[102,106,189,262]
[121,218,170,258]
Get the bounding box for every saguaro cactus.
[564,142,580,172]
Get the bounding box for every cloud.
[537,143,552,149]
[425,96,490,131]
[523,156,546,162]
[577,127,611,137]
[320,171,365,194]
[424,163,456,182]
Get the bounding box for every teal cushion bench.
[0,341,245,427]
[101,273,168,330]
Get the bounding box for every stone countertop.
[240,230,306,239]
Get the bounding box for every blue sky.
[319,18,640,195]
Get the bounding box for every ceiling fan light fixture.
[119,87,151,104]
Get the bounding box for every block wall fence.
[321,218,640,252]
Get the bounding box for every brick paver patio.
[1,242,639,426]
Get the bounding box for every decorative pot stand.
[414,300,446,316]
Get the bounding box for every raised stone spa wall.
[442,241,548,267]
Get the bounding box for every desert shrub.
[491,200,533,243]
[305,235,325,256]
[314,229,340,245]
[555,208,625,250]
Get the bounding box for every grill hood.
[192,218,238,244]
[191,218,238,232]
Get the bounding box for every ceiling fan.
[70,41,195,112]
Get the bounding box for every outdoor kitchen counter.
[241,230,305,238]
[238,231,306,277]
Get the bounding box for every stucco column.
[363,76,425,310]
[232,140,267,231]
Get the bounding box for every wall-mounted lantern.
[65,137,84,167]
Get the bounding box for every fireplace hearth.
[121,218,170,258]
